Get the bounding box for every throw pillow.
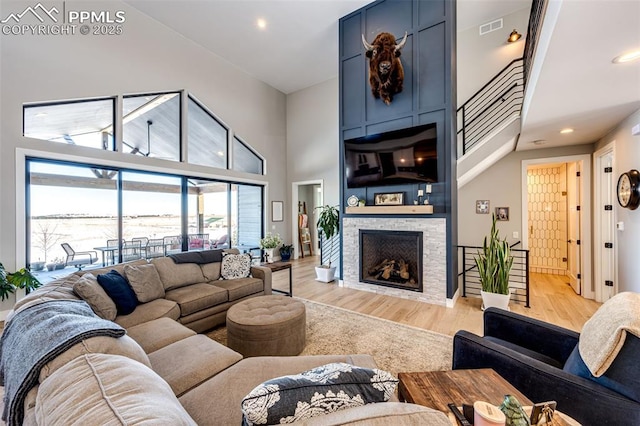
[73,273,117,321]
[241,362,398,425]
[220,253,251,280]
[124,263,165,303]
[96,270,138,315]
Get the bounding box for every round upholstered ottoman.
[226,295,306,357]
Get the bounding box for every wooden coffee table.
[398,369,531,414]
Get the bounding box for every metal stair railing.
[457,243,530,308]
[457,58,524,156]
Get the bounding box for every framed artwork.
[271,201,284,222]
[476,200,490,214]
[495,207,509,221]
[374,192,404,206]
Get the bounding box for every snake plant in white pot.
[474,214,514,311]
[315,205,339,283]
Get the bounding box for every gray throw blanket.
[0,299,125,425]
[170,249,222,264]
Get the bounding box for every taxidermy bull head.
[362,31,408,105]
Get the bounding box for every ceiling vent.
[479,18,503,36]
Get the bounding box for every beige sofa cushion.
[114,298,180,329]
[165,283,228,316]
[296,402,450,425]
[73,273,117,320]
[9,275,81,320]
[124,263,165,302]
[77,259,148,278]
[36,354,196,425]
[213,277,264,301]
[127,317,196,353]
[201,262,221,281]
[152,257,206,290]
[149,335,242,397]
[39,335,150,382]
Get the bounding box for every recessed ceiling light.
[560,128,574,134]
[612,49,640,64]
[256,18,267,30]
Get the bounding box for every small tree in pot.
[474,214,514,310]
[315,205,339,282]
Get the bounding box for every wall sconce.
[507,29,522,43]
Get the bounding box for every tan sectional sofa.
[1,252,450,425]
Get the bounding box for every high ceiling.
[125,0,640,149]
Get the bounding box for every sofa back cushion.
[36,353,196,425]
[564,334,640,403]
[152,257,206,291]
[8,275,81,321]
[96,270,138,315]
[73,273,117,320]
[39,335,151,383]
[124,263,165,302]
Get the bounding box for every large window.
[188,97,228,169]
[26,159,265,277]
[24,98,115,150]
[123,93,181,161]
[232,136,264,174]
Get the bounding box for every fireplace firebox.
[359,230,423,292]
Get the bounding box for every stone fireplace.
[342,217,447,305]
[360,230,423,292]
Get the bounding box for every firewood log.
[398,259,410,279]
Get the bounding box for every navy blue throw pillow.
[96,270,138,315]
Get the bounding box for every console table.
[260,261,292,297]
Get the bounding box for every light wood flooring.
[271,256,602,337]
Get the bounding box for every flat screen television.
[344,123,438,188]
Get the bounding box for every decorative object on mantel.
[475,214,514,311]
[346,205,433,214]
[374,192,404,206]
[315,205,340,282]
[259,232,282,264]
[476,200,490,214]
[347,195,359,207]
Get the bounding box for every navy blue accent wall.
[339,0,458,298]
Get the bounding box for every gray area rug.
[206,299,453,374]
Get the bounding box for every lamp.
[507,29,522,43]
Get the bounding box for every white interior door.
[600,151,616,302]
[566,162,581,294]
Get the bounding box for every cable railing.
[524,0,548,84]
[457,58,524,156]
[457,243,530,308]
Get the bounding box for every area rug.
[206,299,453,374]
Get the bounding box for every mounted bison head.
[362,31,408,105]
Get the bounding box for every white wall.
[594,108,640,293]
[458,144,594,247]
[0,1,287,309]
[457,7,529,106]
[286,78,340,207]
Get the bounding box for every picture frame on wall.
[476,200,490,214]
[496,207,509,221]
[271,201,284,222]
[374,192,404,206]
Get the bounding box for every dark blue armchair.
[452,308,640,425]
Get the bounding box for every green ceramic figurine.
[499,395,531,426]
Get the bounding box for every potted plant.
[474,214,514,311]
[279,244,294,261]
[0,262,41,301]
[315,205,340,282]
[46,257,66,271]
[259,232,282,263]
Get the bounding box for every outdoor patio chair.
[145,238,165,259]
[122,240,143,262]
[61,243,98,270]
[132,237,149,257]
[212,234,229,249]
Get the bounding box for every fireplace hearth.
[359,230,423,292]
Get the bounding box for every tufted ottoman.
[226,295,306,357]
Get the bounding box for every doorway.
[522,154,592,299]
[291,180,323,260]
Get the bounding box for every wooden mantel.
[345,205,433,215]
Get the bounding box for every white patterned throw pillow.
[241,362,398,425]
[220,253,252,279]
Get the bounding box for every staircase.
[457,58,524,188]
[456,0,547,188]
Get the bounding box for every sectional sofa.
[0,250,449,425]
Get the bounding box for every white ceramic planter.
[315,266,337,283]
[264,248,275,263]
[480,290,510,311]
